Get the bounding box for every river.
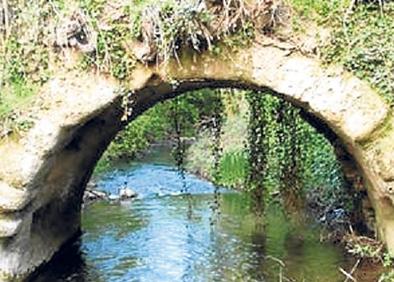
[31,147,379,282]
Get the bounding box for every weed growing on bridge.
[0,0,64,136]
[290,0,394,105]
[2,0,394,140]
[127,0,289,63]
[77,0,290,77]
[323,2,394,105]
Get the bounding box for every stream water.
[31,147,380,282]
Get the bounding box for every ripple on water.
[31,156,380,282]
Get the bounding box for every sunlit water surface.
[31,147,379,282]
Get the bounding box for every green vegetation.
[1,0,394,279]
[380,270,394,282]
[344,232,394,281]
[78,0,288,79]
[289,0,394,105]
[0,0,62,135]
[0,0,288,138]
[97,87,344,211]
[2,0,393,135]
[324,3,394,105]
[95,89,221,173]
[186,91,345,198]
[218,151,249,188]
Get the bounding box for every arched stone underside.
[0,40,394,280]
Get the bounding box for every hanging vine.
[276,99,305,215]
[170,96,193,218]
[210,89,224,225]
[246,91,271,218]
[171,97,186,182]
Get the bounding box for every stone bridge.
[1,38,394,280]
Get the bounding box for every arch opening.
[24,83,373,281]
[56,81,370,231]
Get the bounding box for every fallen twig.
[340,258,361,282]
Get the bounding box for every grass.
[124,0,289,63]
[323,2,394,105]
[219,150,249,189]
[0,80,36,116]
[0,78,38,137]
[289,0,394,105]
[0,0,64,136]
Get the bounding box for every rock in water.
[83,189,107,204]
[86,180,98,190]
[108,194,120,201]
[119,187,137,200]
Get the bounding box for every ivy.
[245,92,272,215]
[210,89,224,224]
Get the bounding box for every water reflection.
[31,149,374,282]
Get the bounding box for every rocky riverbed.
[83,181,137,206]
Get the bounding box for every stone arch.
[0,41,394,280]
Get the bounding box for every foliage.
[0,80,36,118]
[379,270,394,282]
[186,129,214,178]
[344,232,394,281]
[186,89,250,185]
[94,104,170,173]
[0,0,55,85]
[219,150,249,189]
[322,2,394,105]
[76,0,290,79]
[288,0,394,105]
[0,0,62,134]
[95,89,220,173]
[348,240,383,258]
[209,89,224,220]
[290,0,346,20]
[128,0,289,63]
[187,90,345,201]
[245,92,270,194]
